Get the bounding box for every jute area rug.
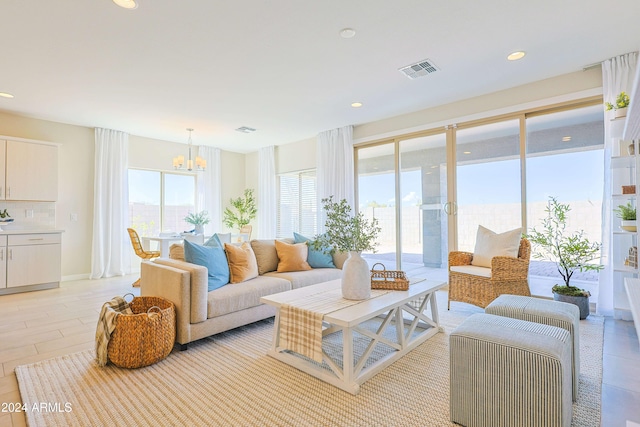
[16,307,603,427]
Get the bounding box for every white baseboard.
[61,273,90,282]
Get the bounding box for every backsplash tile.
[0,201,56,229]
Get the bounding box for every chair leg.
[179,343,188,351]
[132,278,141,288]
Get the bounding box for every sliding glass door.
[357,143,397,266]
[455,119,522,252]
[354,99,603,292]
[399,134,448,272]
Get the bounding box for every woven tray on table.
[371,263,409,290]
[107,295,176,369]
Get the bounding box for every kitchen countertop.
[0,228,65,235]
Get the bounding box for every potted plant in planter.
[526,197,603,319]
[313,196,381,300]
[605,91,631,119]
[184,211,210,235]
[615,201,637,232]
[223,189,258,233]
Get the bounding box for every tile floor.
[0,275,638,427]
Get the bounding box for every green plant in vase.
[614,201,636,232]
[184,211,210,234]
[313,196,381,300]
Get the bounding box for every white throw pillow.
[471,225,522,268]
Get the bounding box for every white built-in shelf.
[615,265,639,274]
[623,63,640,140]
[613,230,638,235]
[611,155,636,168]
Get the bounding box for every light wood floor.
[0,275,639,427]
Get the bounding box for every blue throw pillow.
[184,238,230,291]
[293,232,335,268]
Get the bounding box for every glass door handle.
[443,202,458,215]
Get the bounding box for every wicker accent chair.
[127,228,160,287]
[447,238,531,309]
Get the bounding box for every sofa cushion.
[471,225,522,268]
[450,265,492,278]
[250,238,295,275]
[169,243,185,261]
[264,268,343,289]
[184,238,230,291]
[293,232,336,268]
[225,242,259,283]
[207,275,291,318]
[275,240,311,272]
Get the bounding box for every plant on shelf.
[525,197,603,319]
[223,189,257,232]
[614,201,636,221]
[605,91,630,111]
[184,211,210,234]
[312,196,381,300]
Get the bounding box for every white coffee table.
[260,278,445,394]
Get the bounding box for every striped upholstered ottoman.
[485,294,580,401]
[450,313,572,427]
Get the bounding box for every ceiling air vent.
[398,59,439,80]
[235,126,257,134]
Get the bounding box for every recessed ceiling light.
[430,165,438,169]
[113,0,138,9]
[507,51,526,61]
[562,136,572,142]
[351,102,363,108]
[0,92,14,98]
[463,151,471,154]
[340,28,356,39]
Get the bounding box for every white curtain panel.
[90,128,129,279]
[316,125,355,232]
[598,52,638,317]
[258,145,277,238]
[197,146,222,235]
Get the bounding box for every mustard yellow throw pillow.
[275,240,312,272]
[224,242,259,283]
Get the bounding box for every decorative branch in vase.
[312,196,381,300]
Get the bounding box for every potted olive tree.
[223,188,257,232]
[313,197,381,300]
[526,197,603,319]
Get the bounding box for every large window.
[129,169,197,237]
[277,170,317,238]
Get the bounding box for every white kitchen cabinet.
[5,140,58,201]
[0,140,5,200]
[0,235,6,289]
[6,233,61,288]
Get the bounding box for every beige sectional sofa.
[140,239,345,349]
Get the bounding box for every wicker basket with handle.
[107,295,176,368]
[370,262,409,290]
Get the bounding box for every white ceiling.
[0,1,639,153]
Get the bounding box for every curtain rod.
[582,51,639,71]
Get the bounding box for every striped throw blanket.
[95,296,133,367]
[278,288,390,363]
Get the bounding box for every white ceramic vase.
[195,224,204,235]
[341,251,371,300]
[615,107,628,119]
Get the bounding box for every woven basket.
[623,185,636,194]
[107,296,176,369]
[370,263,409,290]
